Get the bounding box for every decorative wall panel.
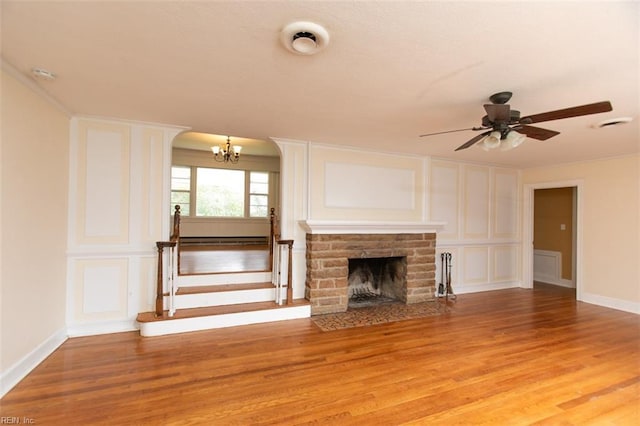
[493,169,519,239]
[76,120,130,244]
[493,245,519,282]
[463,165,490,239]
[309,145,423,221]
[462,246,489,285]
[324,162,415,210]
[139,128,165,243]
[73,259,128,321]
[430,160,460,239]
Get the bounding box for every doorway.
[533,187,577,288]
[523,180,583,301]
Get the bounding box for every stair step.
[137,299,311,337]
[177,271,271,286]
[176,282,273,295]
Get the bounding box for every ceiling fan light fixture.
[501,130,526,151]
[481,131,502,151]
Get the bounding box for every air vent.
[280,21,330,55]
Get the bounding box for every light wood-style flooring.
[2,284,639,424]
[179,244,270,274]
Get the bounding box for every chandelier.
[211,136,242,163]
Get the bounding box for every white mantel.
[299,220,446,235]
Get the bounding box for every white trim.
[453,281,520,295]
[522,180,583,300]
[0,328,68,398]
[67,319,138,338]
[299,220,446,234]
[581,292,640,315]
[138,305,311,337]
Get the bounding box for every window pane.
[249,172,269,217]
[171,191,190,204]
[171,166,191,191]
[196,168,244,217]
[250,194,268,217]
[250,182,268,194]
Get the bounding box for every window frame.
[170,166,272,219]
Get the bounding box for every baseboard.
[535,277,575,288]
[1,327,68,398]
[450,281,520,295]
[67,319,139,337]
[580,292,640,315]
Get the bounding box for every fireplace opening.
[348,256,407,308]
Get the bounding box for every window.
[249,171,269,217]
[196,168,244,217]
[171,166,271,218]
[171,166,191,215]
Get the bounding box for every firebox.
[303,231,437,315]
[348,256,407,308]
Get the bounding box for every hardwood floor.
[2,284,638,424]
[179,244,270,274]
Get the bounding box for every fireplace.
[348,256,406,308]
[301,221,441,315]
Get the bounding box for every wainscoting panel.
[325,162,415,210]
[462,246,489,285]
[463,165,490,239]
[75,120,131,245]
[534,249,574,287]
[68,117,183,335]
[308,145,424,221]
[73,258,129,321]
[492,245,520,282]
[430,160,460,239]
[138,127,165,243]
[493,169,520,239]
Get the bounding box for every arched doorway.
[170,132,281,274]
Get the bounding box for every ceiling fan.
[420,92,612,152]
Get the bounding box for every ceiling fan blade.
[515,125,560,141]
[419,127,485,137]
[521,101,612,124]
[484,104,510,122]
[455,131,491,151]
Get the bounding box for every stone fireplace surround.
[300,221,443,315]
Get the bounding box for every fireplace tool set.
[437,252,456,301]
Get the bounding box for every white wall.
[272,140,522,299]
[523,155,640,313]
[66,117,184,336]
[1,68,70,396]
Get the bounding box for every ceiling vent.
[280,21,330,55]
[593,117,633,128]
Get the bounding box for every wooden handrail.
[155,240,176,317]
[155,205,182,317]
[171,205,181,241]
[269,207,278,270]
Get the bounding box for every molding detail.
[1,327,68,398]
[299,220,446,234]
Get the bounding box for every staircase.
[137,206,310,337]
[137,271,310,337]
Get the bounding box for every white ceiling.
[2,1,638,167]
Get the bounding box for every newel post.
[155,242,165,317]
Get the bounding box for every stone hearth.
[304,232,437,315]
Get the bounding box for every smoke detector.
[31,67,57,81]
[280,21,330,55]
